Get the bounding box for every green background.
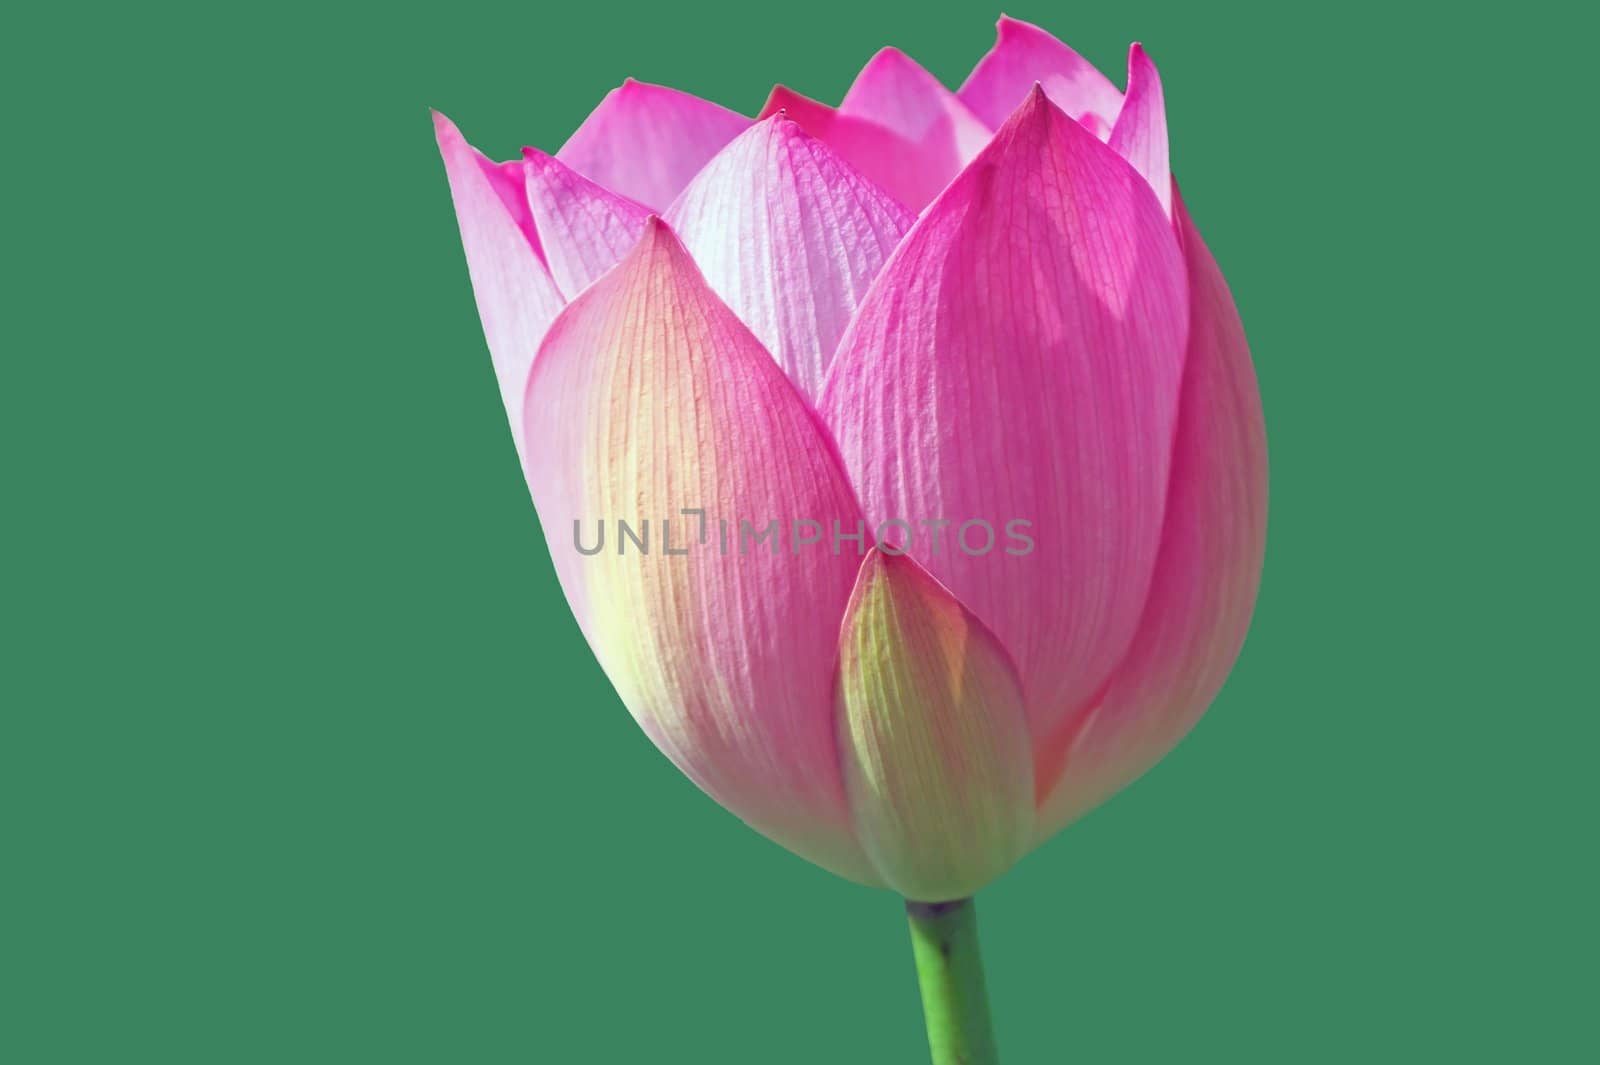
[7,0,1592,1061]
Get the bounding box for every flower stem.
[905,897,999,1064]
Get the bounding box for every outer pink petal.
[958,15,1124,134]
[433,111,564,434]
[836,550,1035,901]
[840,47,992,182]
[818,87,1189,745]
[522,147,651,299]
[1107,44,1172,218]
[663,117,913,404]
[555,79,749,210]
[1035,194,1267,837]
[758,86,949,211]
[521,217,879,886]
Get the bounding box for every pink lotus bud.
[434,17,1266,900]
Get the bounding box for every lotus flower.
[435,16,1265,1060]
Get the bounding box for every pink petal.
[818,87,1189,746]
[522,147,651,299]
[433,110,564,434]
[1034,194,1267,837]
[556,79,749,210]
[758,86,948,211]
[1107,44,1172,217]
[840,47,992,181]
[958,15,1124,134]
[1076,112,1111,141]
[521,218,879,885]
[483,158,544,259]
[836,550,1035,901]
[663,117,913,404]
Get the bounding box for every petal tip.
[606,213,680,275]
[520,145,550,163]
[757,109,812,145]
[867,44,911,67]
[758,84,805,119]
[632,214,685,261]
[639,213,670,240]
[995,13,1047,41]
[605,77,666,107]
[1000,81,1057,134]
[431,108,461,143]
[852,544,893,586]
[852,548,958,613]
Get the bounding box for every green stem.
[905,898,999,1065]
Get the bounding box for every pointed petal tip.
[632,214,679,257]
[961,16,1124,131]
[598,213,679,278]
[752,108,817,145]
[755,86,855,145]
[758,84,804,117]
[1107,42,1171,215]
[852,548,976,623]
[559,79,750,208]
[759,84,845,124]
[852,544,894,586]
[432,106,563,435]
[865,44,912,67]
[996,13,1046,40]
[995,81,1058,136]
[991,78,1110,153]
[663,108,912,402]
